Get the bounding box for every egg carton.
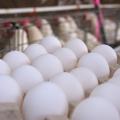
[0,103,23,120]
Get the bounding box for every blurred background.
[0,0,120,57]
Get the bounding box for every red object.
[34,18,42,28]
[20,18,30,26]
[92,0,100,6]
[3,21,12,28]
[27,7,38,17]
[95,20,101,41]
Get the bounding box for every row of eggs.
[0,35,119,120]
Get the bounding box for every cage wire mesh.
[0,7,120,58]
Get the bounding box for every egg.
[32,54,63,80]
[3,51,30,70]
[64,38,88,59]
[23,82,68,120]
[70,67,98,96]
[113,68,120,77]
[53,48,77,72]
[0,75,22,106]
[71,97,120,120]
[12,65,44,94]
[90,83,120,114]
[0,59,11,75]
[92,44,117,67]
[40,36,62,53]
[50,72,84,107]
[78,53,110,83]
[24,44,47,61]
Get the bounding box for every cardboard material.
[0,103,23,120]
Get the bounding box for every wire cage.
[0,5,120,58]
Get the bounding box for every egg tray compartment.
[110,64,120,77]
[117,55,120,65]
[0,103,71,120]
[0,103,23,120]
[0,102,71,120]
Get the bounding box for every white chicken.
[21,19,43,44]
[40,19,54,37]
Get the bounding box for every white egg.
[24,44,47,61]
[3,51,30,70]
[65,38,88,59]
[23,82,68,120]
[53,48,77,72]
[78,53,110,83]
[40,36,62,53]
[90,83,120,114]
[32,54,63,80]
[0,75,22,105]
[92,44,117,67]
[71,97,120,120]
[113,68,120,77]
[50,72,84,106]
[70,67,98,96]
[12,65,44,93]
[0,59,11,75]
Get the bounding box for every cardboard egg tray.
[0,103,71,120]
[110,64,120,77]
[117,52,120,65]
[0,103,23,120]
